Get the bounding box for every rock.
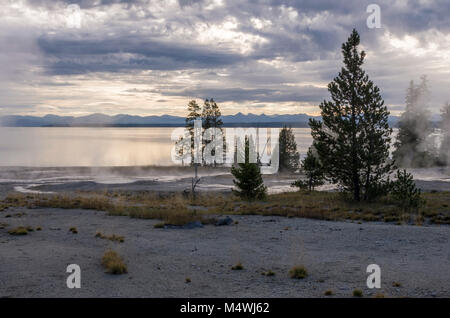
[215,216,233,226]
[165,221,204,229]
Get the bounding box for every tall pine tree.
[202,98,225,166]
[185,100,201,164]
[309,29,393,201]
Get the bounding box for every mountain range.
[0,113,401,128]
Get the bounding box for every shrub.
[289,266,308,279]
[69,227,78,234]
[391,169,425,212]
[324,290,334,296]
[298,147,325,191]
[8,226,29,235]
[291,179,309,190]
[101,250,127,274]
[231,137,267,201]
[353,289,363,297]
[231,262,244,270]
[262,270,275,277]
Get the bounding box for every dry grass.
[231,262,244,270]
[8,226,32,235]
[392,281,402,287]
[262,270,275,276]
[289,265,308,279]
[2,190,449,226]
[95,232,124,243]
[69,227,78,234]
[101,250,127,274]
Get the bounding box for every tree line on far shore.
[177,29,448,209]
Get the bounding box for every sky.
[0,0,449,117]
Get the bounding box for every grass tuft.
[289,266,308,279]
[8,226,29,235]
[324,290,334,296]
[101,250,127,275]
[352,289,363,297]
[262,270,275,276]
[392,282,401,287]
[231,262,244,270]
[95,232,124,243]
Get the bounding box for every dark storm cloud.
[32,0,450,74]
[38,36,246,74]
[156,86,325,103]
[2,0,450,114]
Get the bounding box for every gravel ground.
[1,207,449,298]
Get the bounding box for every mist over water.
[0,127,447,188]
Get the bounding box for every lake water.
[0,127,316,167]
[0,127,448,192]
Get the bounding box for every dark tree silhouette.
[309,29,393,201]
[231,137,267,200]
[278,125,300,172]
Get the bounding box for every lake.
[0,127,316,167]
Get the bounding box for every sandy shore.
[1,206,449,298]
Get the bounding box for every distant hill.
[0,112,401,128]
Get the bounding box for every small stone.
[215,216,233,226]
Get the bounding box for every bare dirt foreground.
[1,206,449,298]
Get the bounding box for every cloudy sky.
[1,0,449,117]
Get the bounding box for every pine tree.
[393,76,434,167]
[201,99,213,130]
[231,137,267,200]
[301,146,324,191]
[210,98,223,130]
[291,146,324,191]
[202,98,226,167]
[391,169,424,213]
[185,100,201,164]
[309,29,393,201]
[278,125,300,172]
[438,102,450,166]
